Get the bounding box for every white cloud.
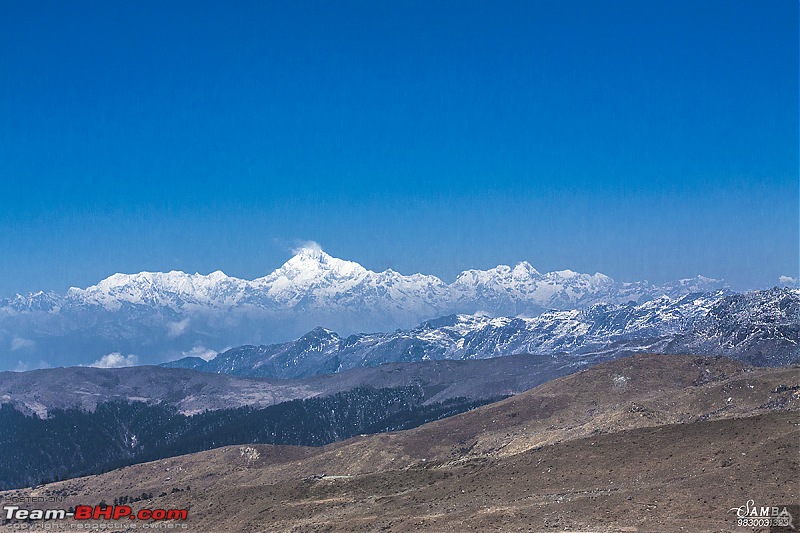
[182,345,218,361]
[166,318,191,338]
[12,360,50,372]
[779,275,798,286]
[292,240,323,255]
[90,352,139,368]
[10,337,35,351]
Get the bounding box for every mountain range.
[0,247,731,369]
[165,287,799,377]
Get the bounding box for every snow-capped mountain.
[9,247,727,314]
[1,246,731,369]
[165,287,799,378]
[675,287,800,366]
[49,248,443,312]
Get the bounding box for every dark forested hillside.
[0,386,500,490]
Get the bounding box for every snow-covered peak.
[271,248,367,280]
[1,290,63,312]
[67,270,247,309]
[512,261,541,278]
[455,261,541,282]
[79,270,238,291]
[255,248,370,304]
[654,275,728,299]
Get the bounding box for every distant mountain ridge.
[0,353,573,419]
[0,247,730,368]
[165,287,800,377]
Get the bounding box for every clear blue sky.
[0,0,797,295]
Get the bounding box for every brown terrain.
[2,354,798,532]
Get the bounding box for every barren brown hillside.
[3,354,798,532]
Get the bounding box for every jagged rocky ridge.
[0,248,730,368]
[165,287,800,378]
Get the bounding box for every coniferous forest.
[0,385,502,490]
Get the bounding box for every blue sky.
[0,0,797,295]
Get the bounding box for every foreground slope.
[3,355,797,532]
[0,353,575,489]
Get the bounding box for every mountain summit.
[268,246,368,284]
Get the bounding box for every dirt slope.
[3,354,798,532]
